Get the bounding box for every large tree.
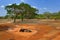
[5,3,19,23]
[5,3,38,22]
[18,3,38,21]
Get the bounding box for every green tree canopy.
[5,3,38,23]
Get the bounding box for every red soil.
[0,23,60,40]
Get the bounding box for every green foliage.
[35,11,60,19]
[5,2,38,22]
[35,14,46,19]
[0,16,4,19]
[5,2,60,21]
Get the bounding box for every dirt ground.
[0,21,60,40]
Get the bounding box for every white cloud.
[43,8,47,10]
[8,4,12,5]
[17,3,20,5]
[32,6,37,8]
[0,5,5,8]
[21,0,24,2]
[39,8,47,10]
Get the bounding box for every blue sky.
[0,0,60,16]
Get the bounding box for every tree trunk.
[21,13,24,22]
[14,14,17,23]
